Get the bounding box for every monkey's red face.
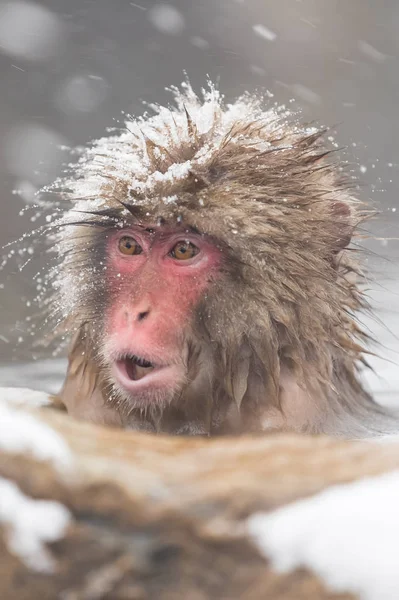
[103,224,221,408]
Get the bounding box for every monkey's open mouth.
[118,354,155,381]
[112,352,183,400]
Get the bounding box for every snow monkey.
[50,82,398,437]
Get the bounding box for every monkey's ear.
[329,201,354,254]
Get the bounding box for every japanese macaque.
[50,82,398,437]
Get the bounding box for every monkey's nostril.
[137,310,150,322]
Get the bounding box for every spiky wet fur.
[50,81,399,437]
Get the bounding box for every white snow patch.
[368,433,399,444]
[0,391,72,470]
[252,24,277,42]
[162,194,178,204]
[0,477,70,572]
[248,470,399,600]
[0,387,51,408]
[132,159,192,193]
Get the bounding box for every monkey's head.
[52,82,373,435]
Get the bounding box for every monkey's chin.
[111,360,184,407]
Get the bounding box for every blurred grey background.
[0,0,399,389]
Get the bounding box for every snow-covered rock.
[0,393,398,598]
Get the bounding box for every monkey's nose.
[131,298,152,323]
[136,309,150,322]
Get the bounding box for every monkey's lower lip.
[112,355,181,396]
[118,355,155,381]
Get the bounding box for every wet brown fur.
[52,83,398,437]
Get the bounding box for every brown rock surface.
[0,393,399,599]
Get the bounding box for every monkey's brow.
[185,225,201,235]
[55,207,133,229]
[55,218,120,230]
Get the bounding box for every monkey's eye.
[118,236,142,256]
[170,240,199,261]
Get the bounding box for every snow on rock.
[0,477,71,572]
[248,470,399,600]
[370,433,399,443]
[0,387,51,407]
[0,389,73,470]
